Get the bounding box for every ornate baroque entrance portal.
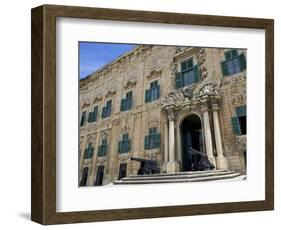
[181,114,203,171]
[161,80,228,173]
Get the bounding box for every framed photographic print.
[31,4,274,225]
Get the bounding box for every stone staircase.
[113,169,242,185]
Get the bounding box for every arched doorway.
[180,114,204,171]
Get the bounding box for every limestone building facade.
[79,45,247,186]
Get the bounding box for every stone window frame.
[144,126,161,150]
[88,104,99,123]
[221,49,246,77]
[118,132,132,154]
[144,79,160,103]
[101,99,112,119]
[120,90,133,112]
[231,104,247,136]
[174,52,200,89]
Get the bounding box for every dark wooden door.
[79,167,88,186]
[95,166,104,186]
[118,163,127,180]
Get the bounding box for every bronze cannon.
[130,157,160,175]
[188,147,215,171]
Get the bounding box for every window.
[120,91,133,111]
[175,57,199,88]
[144,127,161,150]
[94,166,104,186]
[101,100,112,118]
[88,106,98,123]
[145,80,160,103]
[80,111,87,126]
[79,167,88,186]
[221,49,246,76]
[231,105,246,135]
[118,133,131,153]
[83,143,94,159]
[118,163,127,180]
[97,139,108,157]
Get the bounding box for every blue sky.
[79,42,137,79]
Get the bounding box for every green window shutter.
[80,112,86,126]
[156,133,161,148]
[144,136,149,150]
[87,112,92,122]
[89,147,94,158]
[128,97,132,109]
[236,105,246,117]
[120,99,125,111]
[127,140,131,152]
[231,49,238,57]
[118,141,121,153]
[238,53,246,71]
[156,85,160,99]
[194,65,199,83]
[123,133,128,140]
[224,51,231,60]
[145,89,151,103]
[149,127,157,135]
[83,148,88,159]
[175,72,182,89]
[231,117,241,135]
[101,107,105,118]
[221,60,229,77]
[107,105,111,117]
[93,106,98,122]
[181,61,187,72]
[187,58,193,68]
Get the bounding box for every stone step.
[121,170,237,181]
[113,172,241,185]
[128,169,229,178]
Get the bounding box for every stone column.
[166,108,179,173]
[202,104,216,167]
[162,119,169,172]
[212,104,228,169]
[169,118,175,162]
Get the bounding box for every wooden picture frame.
[31,4,274,225]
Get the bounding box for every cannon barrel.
[188,147,204,156]
[130,157,160,175]
[187,147,215,171]
[130,157,145,162]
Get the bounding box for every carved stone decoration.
[166,108,175,121]
[119,154,130,163]
[124,75,137,89]
[231,92,246,105]
[146,69,162,80]
[87,134,96,144]
[93,93,103,103]
[198,80,221,97]
[195,48,208,80]
[175,46,187,54]
[182,86,194,99]
[235,135,247,150]
[147,117,159,128]
[144,151,158,160]
[161,90,185,108]
[100,130,110,141]
[97,157,106,165]
[121,125,130,134]
[105,87,116,98]
[81,102,90,109]
[170,62,177,75]
[81,97,91,109]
